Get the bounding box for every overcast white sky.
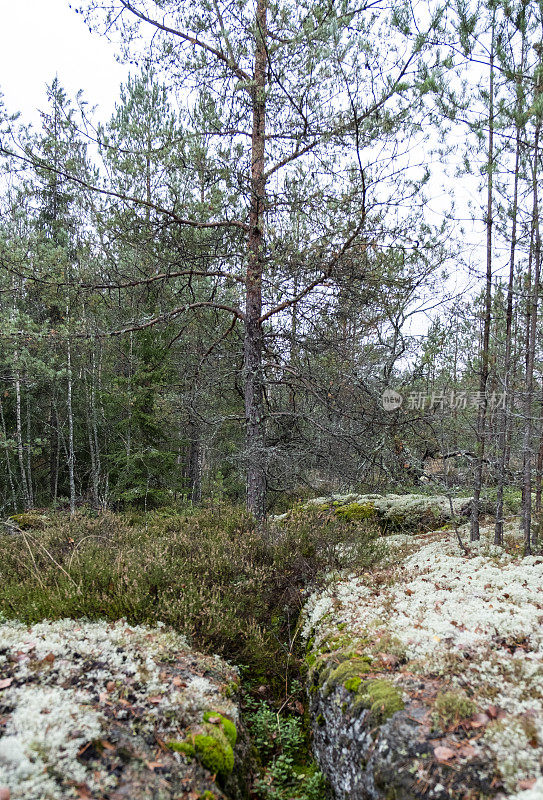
[0,0,488,311]
[0,0,128,123]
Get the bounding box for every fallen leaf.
[146,761,163,771]
[294,700,304,715]
[434,745,455,763]
[172,676,185,687]
[106,681,115,693]
[458,743,477,758]
[148,696,163,705]
[518,779,536,790]
[0,679,13,690]
[100,740,115,751]
[377,653,399,669]
[0,787,10,800]
[470,713,490,728]
[43,653,55,664]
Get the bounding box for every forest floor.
[303,517,543,799]
[0,502,542,799]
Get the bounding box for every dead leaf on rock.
[434,745,455,763]
[206,715,222,724]
[0,786,10,800]
[470,713,490,728]
[377,653,399,669]
[458,743,477,759]
[518,778,537,790]
[43,652,55,664]
[0,678,13,690]
[172,676,186,687]
[147,695,163,704]
[100,740,115,751]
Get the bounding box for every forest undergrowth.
[0,503,385,799]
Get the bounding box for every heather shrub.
[0,503,382,687]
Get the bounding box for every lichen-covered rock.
[304,524,543,799]
[0,619,249,800]
[5,513,48,531]
[282,493,473,534]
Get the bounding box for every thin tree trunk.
[14,356,30,511]
[471,17,495,541]
[244,0,268,520]
[188,430,202,505]
[25,394,34,508]
[0,395,17,509]
[67,339,76,515]
[521,117,541,555]
[495,66,524,543]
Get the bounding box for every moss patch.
[168,740,196,758]
[351,679,404,723]
[194,731,235,776]
[7,513,47,530]
[344,676,362,692]
[433,690,476,728]
[334,502,377,522]
[203,710,237,747]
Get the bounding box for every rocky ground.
[303,519,543,800]
[0,619,247,800]
[275,493,473,533]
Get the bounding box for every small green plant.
[246,700,327,800]
[433,690,477,728]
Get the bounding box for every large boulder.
[304,493,473,533]
[303,524,543,799]
[0,619,249,800]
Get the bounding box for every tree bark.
[244,0,268,520]
[495,66,523,544]
[471,17,495,542]
[521,116,541,554]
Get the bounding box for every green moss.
[203,711,237,747]
[199,792,216,800]
[334,502,376,521]
[305,653,317,668]
[372,632,408,662]
[168,740,195,758]
[194,733,234,776]
[344,676,362,692]
[316,714,325,727]
[433,690,476,727]
[7,513,47,530]
[221,680,240,698]
[348,679,404,723]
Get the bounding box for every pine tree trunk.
[521,117,541,554]
[14,357,30,511]
[495,88,523,544]
[0,395,17,509]
[188,431,202,505]
[244,0,268,520]
[67,340,76,515]
[471,19,495,541]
